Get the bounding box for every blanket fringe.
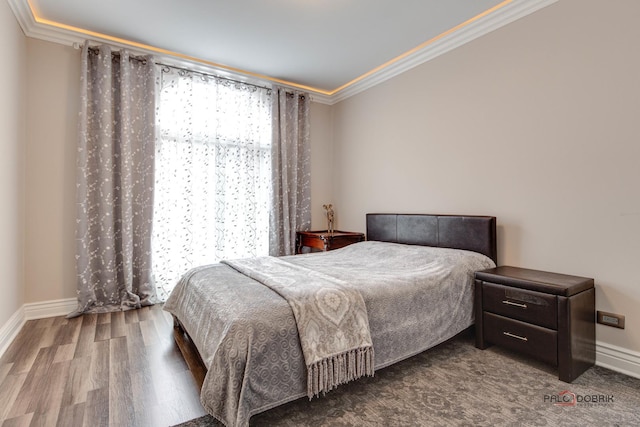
[307,346,374,398]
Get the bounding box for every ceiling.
[11,0,556,103]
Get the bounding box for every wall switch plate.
[597,311,625,329]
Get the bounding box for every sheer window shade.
[153,67,273,299]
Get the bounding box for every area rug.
[173,331,640,426]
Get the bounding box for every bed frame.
[366,214,497,264]
[172,213,497,389]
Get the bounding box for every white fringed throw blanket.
[223,256,374,397]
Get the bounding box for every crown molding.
[330,0,558,104]
[8,0,84,46]
[8,0,557,105]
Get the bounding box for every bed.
[164,213,497,427]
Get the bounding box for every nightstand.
[295,230,365,254]
[475,266,595,382]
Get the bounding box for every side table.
[295,230,365,254]
[475,265,595,382]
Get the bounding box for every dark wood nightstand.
[295,230,365,254]
[475,266,595,382]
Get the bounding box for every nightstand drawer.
[482,282,557,329]
[484,312,558,366]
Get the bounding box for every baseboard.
[0,307,26,359]
[596,340,640,380]
[0,298,77,359]
[23,298,77,320]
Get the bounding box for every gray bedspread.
[222,257,374,398]
[163,241,496,427]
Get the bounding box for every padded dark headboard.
[366,214,497,264]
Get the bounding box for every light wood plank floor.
[0,305,207,427]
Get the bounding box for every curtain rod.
[85,44,306,98]
[159,63,307,99]
[158,63,273,92]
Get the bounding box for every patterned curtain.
[270,87,311,256]
[153,67,272,299]
[71,44,158,316]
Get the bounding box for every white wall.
[24,39,80,303]
[331,0,640,353]
[0,0,27,328]
[309,102,335,229]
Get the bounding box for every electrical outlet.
[597,311,625,329]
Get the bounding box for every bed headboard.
[366,214,497,264]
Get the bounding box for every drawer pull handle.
[503,331,528,342]
[502,300,527,309]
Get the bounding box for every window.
[152,67,272,299]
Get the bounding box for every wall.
[309,102,334,229]
[0,1,27,328]
[331,0,640,354]
[24,39,80,303]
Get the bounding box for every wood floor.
[0,305,207,427]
